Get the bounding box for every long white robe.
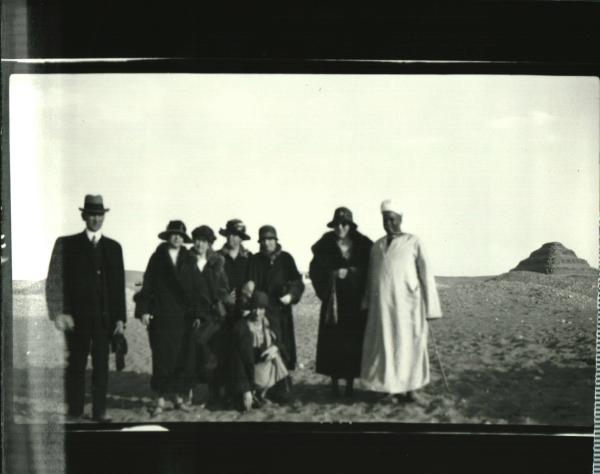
[360,233,442,393]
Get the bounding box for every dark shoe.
[92,413,112,423]
[270,378,293,405]
[331,378,341,397]
[378,393,402,404]
[66,412,84,422]
[148,405,163,417]
[403,391,423,404]
[344,380,355,398]
[268,387,291,405]
[205,389,227,410]
[174,401,191,412]
[272,389,293,405]
[252,392,273,408]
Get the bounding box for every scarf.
[324,272,338,325]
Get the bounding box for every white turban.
[380,199,403,215]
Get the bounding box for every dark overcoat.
[134,243,209,394]
[194,250,230,316]
[46,231,126,332]
[246,246,304,370]
[188,249,231,383]
[309,230,372,378]
[46,230,127,416]
[217,244,252,295]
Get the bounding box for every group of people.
[132,217,304,414]
[46,194,442,422]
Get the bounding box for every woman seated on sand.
[242,225,305,403]
[228,290,289,411]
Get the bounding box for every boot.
[331,378,341,397]
[344,378,355,398]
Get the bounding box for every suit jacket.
[46,231,127,332]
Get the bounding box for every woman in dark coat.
[188,225,231,406]
[216,219,253,301]
[242,225,304,402]
[135,220,209,415]
[309,207,373,397]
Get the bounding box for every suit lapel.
[161,245,186,291]
[174,248,186,282]
[78,231,95,267]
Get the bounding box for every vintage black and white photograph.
[7,73,598,426]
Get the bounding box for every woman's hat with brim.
[258,225,278,242]
[247,291,269,310]
[218,219,251,240]
[191,225,216,244]
[158,220,192,243]
[79,194,110,214]
[327,206,357,229]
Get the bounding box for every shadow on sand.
[448,360,594,426]
[9,358,595,425]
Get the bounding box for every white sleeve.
[415,238,443,319]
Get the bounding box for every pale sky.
[9,74,599,280]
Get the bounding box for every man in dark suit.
[46,195,126,422]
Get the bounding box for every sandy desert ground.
[10,270,597,425]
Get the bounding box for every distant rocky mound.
[511,242,594,275]
[125,270,144,290]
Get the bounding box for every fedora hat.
[219,219,251,241]
[258,225,278,242]
[79,194,110,214]
[158,220,192,243]
[327,206,357,229]
[191,225,216,244]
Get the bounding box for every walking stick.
[429,323,451,392]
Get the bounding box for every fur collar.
[258,244,283,262]
[190,248,225,269]
[311,230,371,255]
[218,244,251,259]
[155,242,188,261]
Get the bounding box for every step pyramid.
[511,242,594,275]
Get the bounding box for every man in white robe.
[360,199,442,402]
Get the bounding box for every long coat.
[46,231,126,332]
[309,230,372,379]
[188,249,231,383]
[246,246,304,370]
[135,243,209,394]
[360,233,442,393]
[190,249,230,318]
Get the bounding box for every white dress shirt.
[85,229,103,245]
